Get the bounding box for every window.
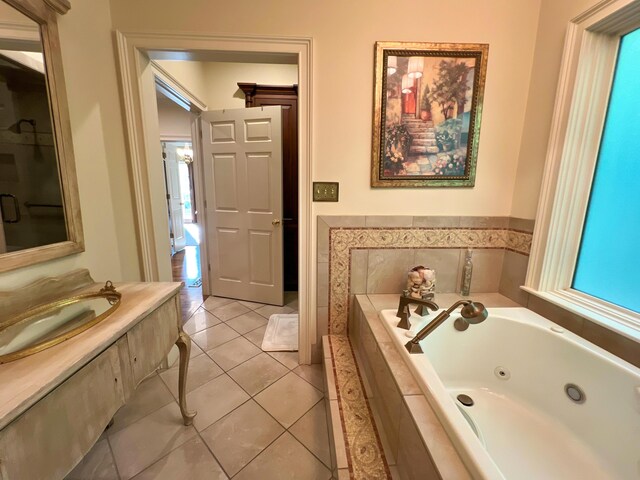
[572,28,640,314]
[525,0,640,340]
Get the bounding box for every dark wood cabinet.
[238,83,298,291]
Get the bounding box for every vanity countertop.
[0,281,182,430]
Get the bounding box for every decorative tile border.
[328,227,532,334]
[329,334,391,479]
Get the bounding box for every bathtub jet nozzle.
[405,300,488,354]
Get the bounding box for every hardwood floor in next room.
[172,245,203,323]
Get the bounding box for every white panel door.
[202,106,283,306]
[163,143,186,253]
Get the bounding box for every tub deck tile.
[328,334,391,479]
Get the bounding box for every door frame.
[155,62,210,294]
[115,31,314,364]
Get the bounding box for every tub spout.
[396,295,439,330]
[405,300,488,354]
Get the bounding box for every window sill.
[521,286,640,343]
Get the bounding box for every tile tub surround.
[323,334,391,480]
[348,294,520,479]
[316,216,534,337]
[320,293,520,480]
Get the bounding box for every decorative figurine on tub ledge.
[406,265,436,299]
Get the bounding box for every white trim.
[115,31,314,364]
[190,117,210,295]
[160,134,192,142]
[525,0,640,338]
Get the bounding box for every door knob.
[272,219,281,226]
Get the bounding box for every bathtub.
[379,307,640,480]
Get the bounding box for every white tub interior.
[379,307,640,480]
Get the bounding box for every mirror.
[0,4,65,252]
[0,0,82,273]
[0,281,120,363]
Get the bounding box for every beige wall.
[510,0,596,219]
[110,0,542,218]
[156,60,298,110]
[0,0,140,289]
[157,97,192,139]
[1,0,593,302]
[201,62,298,109]
[0,2,36,26]
[154,60,209,105]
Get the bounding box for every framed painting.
[371,41,489,187]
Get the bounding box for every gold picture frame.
[371,41,489,187]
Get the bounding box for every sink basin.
[0,282,121,363]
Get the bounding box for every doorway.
[161,140,198,254]
[116,32,313,363]
[156,87,203,320]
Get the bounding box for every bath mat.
[189,278,202,288]
[261,313,298,351]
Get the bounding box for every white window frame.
[524,0,640,342]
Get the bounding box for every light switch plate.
[313,182,339,202]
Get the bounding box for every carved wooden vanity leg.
[175,331,197,425]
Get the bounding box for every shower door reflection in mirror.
[0,3,66,254]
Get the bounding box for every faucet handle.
[397,305,412,330]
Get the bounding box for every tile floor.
[67,293,332,480]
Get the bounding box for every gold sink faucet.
[395,294,439,330]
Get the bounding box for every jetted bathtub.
[379,307,640,479]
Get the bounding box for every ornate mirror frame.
[0,0,83,273]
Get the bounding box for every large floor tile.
[183,308,221,335]
[131,436,227,480]
[189,341,204,359]
[227,353,288,396]
[65,439,118,480]
[238,299,265,310]
[244,325,267,347]
[226,311,268,334]
[159,353,223,398]
[109,403,197,480]
[233,432,331,480]
[289,401,332,467]
[267,351,299,370]
[207,336,261,371]
[203,296,234,312]
[254,372,323,428]
[200,400,284,477]
[191,323,239,351]
[110,375,174,434]
[255,304,294,319]
[210,301,251,322]
[186,374,250,431]
[293,363,324,390]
